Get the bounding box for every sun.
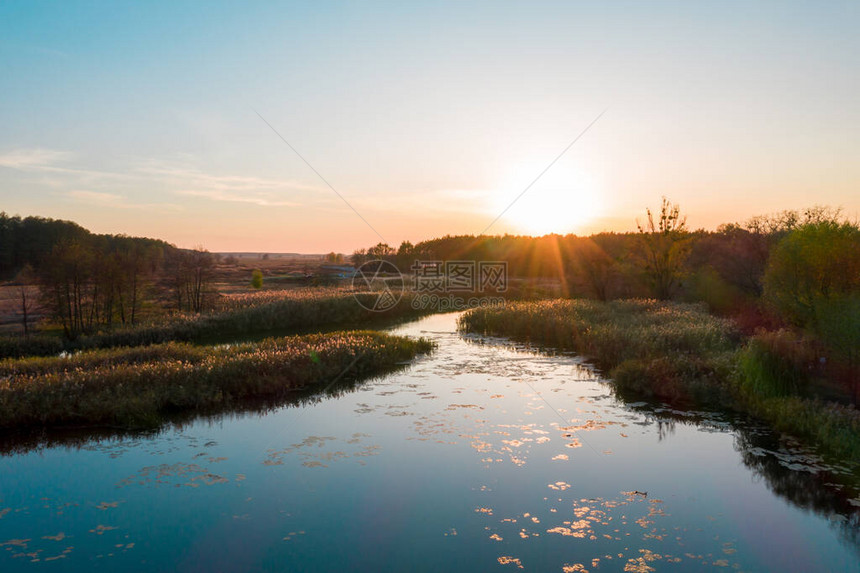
[490,162,603,236]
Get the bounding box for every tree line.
[1,213,216,339]
[354,200,860,399]
[353,200,855,309]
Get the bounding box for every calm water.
[1,312,858,571]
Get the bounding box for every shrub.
[738,330,813,398]
[763,220,860,328]
[0,335,64,361]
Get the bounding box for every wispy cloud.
[0,148,74,169]
[354,188,494,215]
[66,190,183,212]
[137,161,324,207]
[0,148,133,186]
[177,189,298,207]
[137,162,322,192]
[67,190,123,204]
[3,150,322,210]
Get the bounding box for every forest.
[0,212,216,339]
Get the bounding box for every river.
[1,312,858,571]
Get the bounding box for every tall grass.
[460,299,860,462]
[0,331,432,429]
[738,330,813,398]
[0,288,429,359]
[460,299,738,402]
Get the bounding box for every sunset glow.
[491,162,604,236]
[1,1,857,252]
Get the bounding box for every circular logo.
[352,260,404,312]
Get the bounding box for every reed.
[459,299,860,462]
[0,331,432,429]
[459,299,737,367]
[0,288,429,359]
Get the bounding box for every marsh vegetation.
[460,299,860,462]
[0,331,431,429]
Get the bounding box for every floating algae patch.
[548,482,572,491]
[497,555,524,568]
[116,462,231,489]
[263,434,381,468]
[470,489,750,571]
[95,502,121,511]
[88,525,118,535]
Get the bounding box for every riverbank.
[0,288,431,360]
[0,331,432,429]
[459,299,860,463]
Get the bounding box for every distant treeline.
[354,203,858,320]
[360,198,860,403]
[1,212,217,339]
[356,201,860,402]
[0,213,169,278]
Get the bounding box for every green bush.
[251,269,264,289]
[738,330,813,398]
[0,335,64,361]
[763,220,860,327]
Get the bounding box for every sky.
[1,1,858,253]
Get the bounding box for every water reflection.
[458,318,860,560]
[0,311,858,571]
[595,391,860,562]
[0,367,394,458]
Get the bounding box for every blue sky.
[1,1,858,252]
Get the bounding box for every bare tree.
[13,265,39,336]
[164,247,215,313]
[636,197,691,300]
[39,240,94,339]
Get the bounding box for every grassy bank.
[459,299,860,462]
[0,331,432,429]
[0,288,430,359]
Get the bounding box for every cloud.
[177,189,298,207]
[137,162,322,192]
[0,148,134,186]
[0,148,74,169]
[355,187,495,215]
[135,161,324,207]
[67,190,123,204]
[66,190,183,212]
[3,150,329,210]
